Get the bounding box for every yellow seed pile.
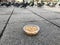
[25,26,38,32]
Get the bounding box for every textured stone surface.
[0,20,59,45]
[0,7,13,15]
[0,15,10,35]
[0,7,60,45]
[8,8,43,23]
[28,7,60,26]
[0,7,14,36]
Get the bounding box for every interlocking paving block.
[0,19,59,45]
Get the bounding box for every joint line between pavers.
[0,7,15,39]
[27,8,60,28]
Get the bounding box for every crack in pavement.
[0,7,15,39]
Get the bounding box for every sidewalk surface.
[0,6,60,45]
[43,5,60,12]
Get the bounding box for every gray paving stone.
[0,23,5,34]
[50,19,60,26]
[0,7,60,45]
[13,8,32,14]
[8,14,43,23]
[28,7,60,20]
[8,8,43,23]
[0,8,59,45]
[0,15,10,23]
[28,7,60,27]
[0,7,14,37]
[0,7,14,15]
[0,20,59,45]
[0,15,10,35]
[41,30,60,45]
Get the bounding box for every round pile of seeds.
[23,24,40,35]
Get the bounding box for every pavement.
[0,7,14,34]
[0,6,60,45]
[43,5,60,12]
